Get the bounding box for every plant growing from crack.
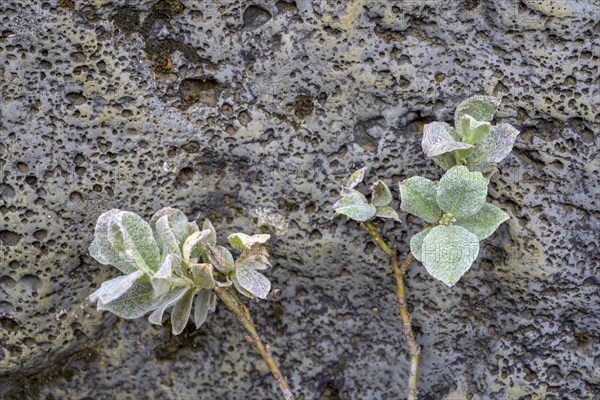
[332,96,519,399]
[88,207,294,400]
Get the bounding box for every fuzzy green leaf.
[206,244,235,273]
[182,230,210,263]
[465,123,520,174]
[203,219,217,246]
[194,289,214,328]
[370,180,393,207]
[436,166,487,219]
[431,152,458,171]
[422,121,473,158]
[421,225,480,286]
[190,263,216,289]
[334,190,369,209]
[335,204,377,222]
[235,264,271,299]
[89,210,139,274]
[156,253,183,278]
[148,288,187,325]
[399,176,443,224]
[95,281,183,319]
[459,115,491,144]
[409,227,432,262]
[171,287,197,335]
[454,96,500,130]
[231,274,254,298]
[375,206,400,222]
[188,221,200,234]
[156,215,182,257]
[150,208,191,249]
[346,167,367,189]
[89,271,144,305]
[457,203,510,240]
[151,253,185,298]
[108,211,161,274]
[228,233,271,251]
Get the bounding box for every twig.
[362,221,421,400]
[214,287,295,400]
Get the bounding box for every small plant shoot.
[332,167,400,222]
[331,95,519,399]
[400,165,509,286]
[88,207,294,400]
[422,95,520,177]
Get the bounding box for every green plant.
[400,165,509,286]
[422,95,519,177]
[332,96,518,399]
[88,208,294,400]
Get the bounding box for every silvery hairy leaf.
[190,263,216,289]
[171,287,197,335]
[89,209,139,274]
[422,121,472,158]
[235,263,271,299]
[194,289,215,329]
[89,270,144,305]
[228,233,271,251]
[375,206,401,222]
[465,123,520,174]
[148,288,188,325]
[182,230,210,263]
[459,114,491,144]
[203,219,217,246]
[399,176,442,224]
[346,167,367,189]
[454,95,500,131]
[456,203,510,240]
[150,207,192,250]
[334,203,377,222]
[206,244,235,273]
[421,225,480,286]
[156,214,182,257]
[436,166,487,220]
[409,227,432,262]
[106,211,161,274]
[370,180,393,207]
[95,280,185,319]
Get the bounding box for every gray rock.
[0,0,598,399]
[146,19,173,41]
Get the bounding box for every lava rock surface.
[0,0,598,399]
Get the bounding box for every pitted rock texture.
[0,0,599,399]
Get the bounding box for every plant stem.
[214,286,295,400]
[362,221,421,400]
